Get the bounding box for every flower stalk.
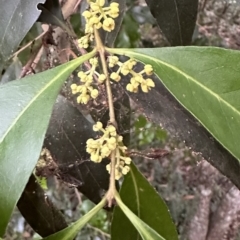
[70,0,156,206]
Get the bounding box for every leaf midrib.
[0,61,78,143]
[126,50,240,118]
[106,48,240,160]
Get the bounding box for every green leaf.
[37,0,75,37]
[108,47,240,162]
[115,12,140,48]
[114,191,167,240]
[17,175,68,237]
[0,0,45,68]
[41,197,106,240]
[112,164,178,240]
[44,96,110,204]
[104,0,126,47]
[145,0,198,46]
[0,50,95,237]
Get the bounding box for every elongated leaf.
[0,50,95,236]
[38,0,64,25]
[108,46,240,183]
[0,58,22,84]
[112,164,178,240]
[104,0,126,47]
[0,0,45,69]
[42,197,106,240]
[44,96,109,204]
[114,192,166,240]
[145,0,198,46]
[37,0,75,37]
[17,174,68,237]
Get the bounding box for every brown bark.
[207,186,240,240]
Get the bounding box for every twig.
[13,25,49,58]
[94,27,117,207]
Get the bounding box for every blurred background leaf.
[104,0,127,47]
[37,0,75,36]
[44,96,110,204]
[0,0,46,72]
[145,0,198,46]
[17,174,68,237]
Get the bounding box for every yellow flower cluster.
[108,56,155,93]
[78,0,119,48]
[86,121,131,180]
[71,57,106,104]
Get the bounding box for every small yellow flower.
[107,138,117,150]
[81,94,90,104]
[122,166,130,175]
[117,135,123,142]
[70,84,78,94]
[134,75,143,83]
[78,71,86,78]
[91,89,99,99]
[93,121,103,131]
[86,138,94,145]
[90,2,100,11]
[124,157,131,165]
[121,67,130,76]
[89,16,100,25]
[89,57,98,66]
[82,10,92,19]
[115,169,121,180]
[98,0,105,7]
[141,82,149,93]
[77,94,90,104]
[144,64,153,75]
[78,85,86,93]
[108,137,116,144]
[98,74,106,83]
[140,79,155,92]
[108,56,119,67]
[126,83,134,92]
[146,78,155,87]
[110,2,119,8]
[103,18,115,32]
[110,72,121,82]
[107,125,117,136]
[109,3,119,18]
[101,145,111,157]
[95,22,102,29]
[106,164,111,172]
[91,154,101,162]
[78,36,90,49]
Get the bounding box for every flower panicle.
[78,0,120,48]
[108,55,155,93]
[70,57,107,104]
[86,121,131,180]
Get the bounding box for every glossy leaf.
[17,174,68,237]
[42,197,106,240]
[145,0,198,46]
[0,58,22,84]
[112,164,178,240]
[104,0,126,47]
[108,47,240,166]
[44,96,109,204]
[37,0,75,37]
[119,56,240,190]
[115,11,140,48]
[0,50,95,236]
[114,192,166,240]
[0,0,45,69]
